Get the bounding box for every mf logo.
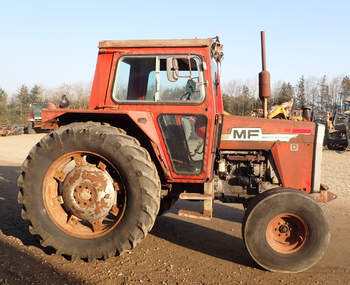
[232,128,261,140]
[221,128,263,141]
[221,127,299,142]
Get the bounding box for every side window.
[112,56,205,103]
[113,57,156,101]
[158,57,202,101]
[158,114,207,175]
[114,60,131,100]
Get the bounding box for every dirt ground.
[0,134,349,285]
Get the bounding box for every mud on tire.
[17,122,161,261]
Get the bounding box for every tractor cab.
[43,38,225,182]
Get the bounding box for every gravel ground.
[0,134,349,284]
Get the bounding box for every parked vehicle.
[27,103,56,133]
[18,34,335,273]
[325,95,350,150]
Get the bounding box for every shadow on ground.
[0,238,79,284]
[0,164,256,272]
[0,165,85,284]
[152,200,255,269]
[0,165,39,246]
[169,199,244,223]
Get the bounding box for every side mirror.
[166,57,179,82]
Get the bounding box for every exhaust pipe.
[258,31,271,118]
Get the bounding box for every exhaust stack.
[258,31,271,118]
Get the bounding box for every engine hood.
[220,115,315,150]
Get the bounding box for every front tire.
[18,122,160,261]
[242,188,330,273]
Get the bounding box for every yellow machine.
[267,98,294,119]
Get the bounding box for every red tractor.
[18,35,335,273]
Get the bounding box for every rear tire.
[242,188,330,273]
[18,122,160,261]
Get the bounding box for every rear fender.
[41,109,171,181]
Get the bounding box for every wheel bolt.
[279,224,289,234]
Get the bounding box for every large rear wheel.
[242,188,330,273]
[18,122,160,261]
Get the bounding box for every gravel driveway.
[0,134,349,284]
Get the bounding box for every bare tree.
[42,82,91,109]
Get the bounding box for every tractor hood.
[220,115,315,150]
[219,114,325,194]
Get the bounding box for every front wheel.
[18,122,160,261]
[242,188,330,273]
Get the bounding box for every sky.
[1,0,349,96]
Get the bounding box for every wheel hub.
[62,165,116,222]
[279,224,289,234]
[266,213,308,254]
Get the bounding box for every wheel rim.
[266,213,308,254]
[43,151,126,239]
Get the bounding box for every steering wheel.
[180,92,191,101]
[180,79,197,101]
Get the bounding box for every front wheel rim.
[266,213,308,254]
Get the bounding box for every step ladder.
[178,182,213,220]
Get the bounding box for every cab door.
[109,52,216,181]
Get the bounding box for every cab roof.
[99,38,213,49]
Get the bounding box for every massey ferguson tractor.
[18,33,336,273]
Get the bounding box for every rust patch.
[178,209,211,221]
[69,168,82,185]
[113,182,120,191]
[68,215,80,225]
[82,170,107,192]
[312,187,337,203]
[97,161,106,170]
[43,150,125,239]
[94,198,109,215]
[53,170,67,182]
[266,213,308,254]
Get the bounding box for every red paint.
[291,128,312,134]
[284,128,312,134]
[89,53,113,109]
[271,142,313,193]
[41,40,317,191]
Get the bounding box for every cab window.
[158,114,207,175]
[112,55,205,103]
